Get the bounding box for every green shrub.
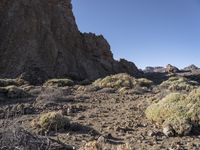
[32,111,70,132]
[145,88,200,136]
[93,73,153,90]
[160,76,198,92]
[146,93,188,124]
[43,79,74,87]
[186,88,200,124]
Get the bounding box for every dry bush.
[43,79,74,87]
[0,85,31,98]
[80,136,132,150]
[0,127,69,149]
[34,87,67,109]
[0,78,28,87]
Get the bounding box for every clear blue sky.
[72,0,200,69]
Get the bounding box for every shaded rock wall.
[0,0,140,84]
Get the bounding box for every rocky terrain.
[1,71,200,149]
[1,0,200,150]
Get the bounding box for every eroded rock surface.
[0,0,140,84]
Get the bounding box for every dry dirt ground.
[1,72,200,150]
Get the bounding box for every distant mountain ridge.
[144,64,199,73]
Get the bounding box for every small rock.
[163,124,175,137]
[147,130,156,137]
[97,136,106,144]
[77,115,86,120]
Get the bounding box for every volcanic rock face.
[0,0,139,84]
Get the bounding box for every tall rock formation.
[0,0,140,84]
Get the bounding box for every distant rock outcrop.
[0,0,140,84]
[165,64,180,73]
[183,65,199,71]
[144,64,181,74]
[143,66,165,73]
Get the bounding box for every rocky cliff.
[0,0,140,84]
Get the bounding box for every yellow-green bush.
[186,88,200,124]
[137,78,153,87]
[32,111,70,132]
[145,88,200,136]
[43,79,74,87]
[93,73,153,90]
[160,76,198,92]
[146,93,187,124]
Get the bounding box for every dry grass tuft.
[0,78,28,87]
[0,85,31,98]
[80,136,132,150]
[43,79,74,87]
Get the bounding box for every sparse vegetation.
[80,136,132,150]
[160,76,199,92]
[34,87,67,109]
[145,88,200,135]
[32,111,70,132]
[93,73,153,90]
[43,79,74,87]
[0,78,28,87]
[0,85,31,98]
[137,78,153,87]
